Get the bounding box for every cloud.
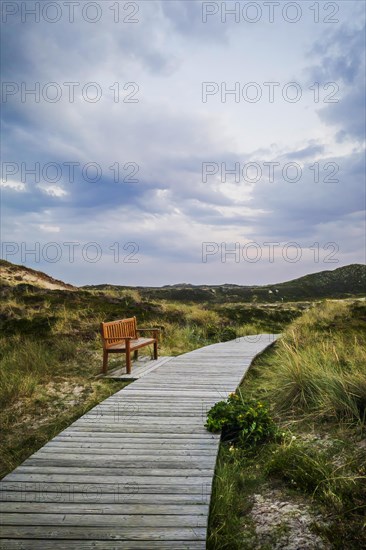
[1,1,365,284]
[1,1,182,82]
[306,22,366,143]
[38,185,68,197]
[161,1,230,43]
[39,224,61,233]
[247,149,365,249]
[286,143,325,160]
[0,179,26,192]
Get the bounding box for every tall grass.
[207,447,256,550]
[265,301,366,423]
[159,323,211,355]
[0,338,55,406]
[266,439,360,510]
[0,335,94,408]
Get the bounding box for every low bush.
[206,391,278,447]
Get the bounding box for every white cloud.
[38,186,68,197]
[39,224,61,233]
[1,179,26,192]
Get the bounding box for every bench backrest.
[100,317,137,348]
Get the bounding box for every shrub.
[220,326,237,342]
[205,391,278,447]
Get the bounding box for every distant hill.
[271,264,366,300]
[1,260,364,302]
[85,264,366,303]
[0,259,75,291]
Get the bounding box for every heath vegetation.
[1,260,365,548]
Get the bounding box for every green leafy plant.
[205,391,278,447]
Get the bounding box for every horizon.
[2,258,364,289]
[1,1,365,286]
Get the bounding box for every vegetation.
[85,263,366,303]
[267,301,366,423]
[207,299,366,549]
[0,261,303,479]
[1,260,365,548]
[206,392,278,447]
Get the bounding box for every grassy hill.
[0,259,75,290]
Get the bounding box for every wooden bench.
[100,317,159,374]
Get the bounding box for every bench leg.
[126,340,132,374]
[134,350,138,361]
[102,350,108,374]
[153,340,158,360]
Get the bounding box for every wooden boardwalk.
[0,334,278,549]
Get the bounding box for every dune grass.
[208,299,366,549]
[264,301,366,423]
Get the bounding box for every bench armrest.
[103,336,132,342]
[137,327,160,340]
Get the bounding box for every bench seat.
[107,337,156,351]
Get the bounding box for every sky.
[1,0,365,286]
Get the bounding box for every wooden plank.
[0,541,206,549]
[30,453,216,462]
[50,435,218,443]
[62,426,210,434]
[24,458,215,469]
[41,441,218,449]
[4,473,214,484]
[0,526,207,541]
[73,416,206,424]
[1,502,209,515]
[14,465,215,476]
[1,513,207,527]
[0,492,210,505]
[2,486,212,498]
[0,335,278,547]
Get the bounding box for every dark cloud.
[307,23,366,143]
[161,1,229,43]
[321,84,366,144]
[249,150,365,240]
[0,1,179,83]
